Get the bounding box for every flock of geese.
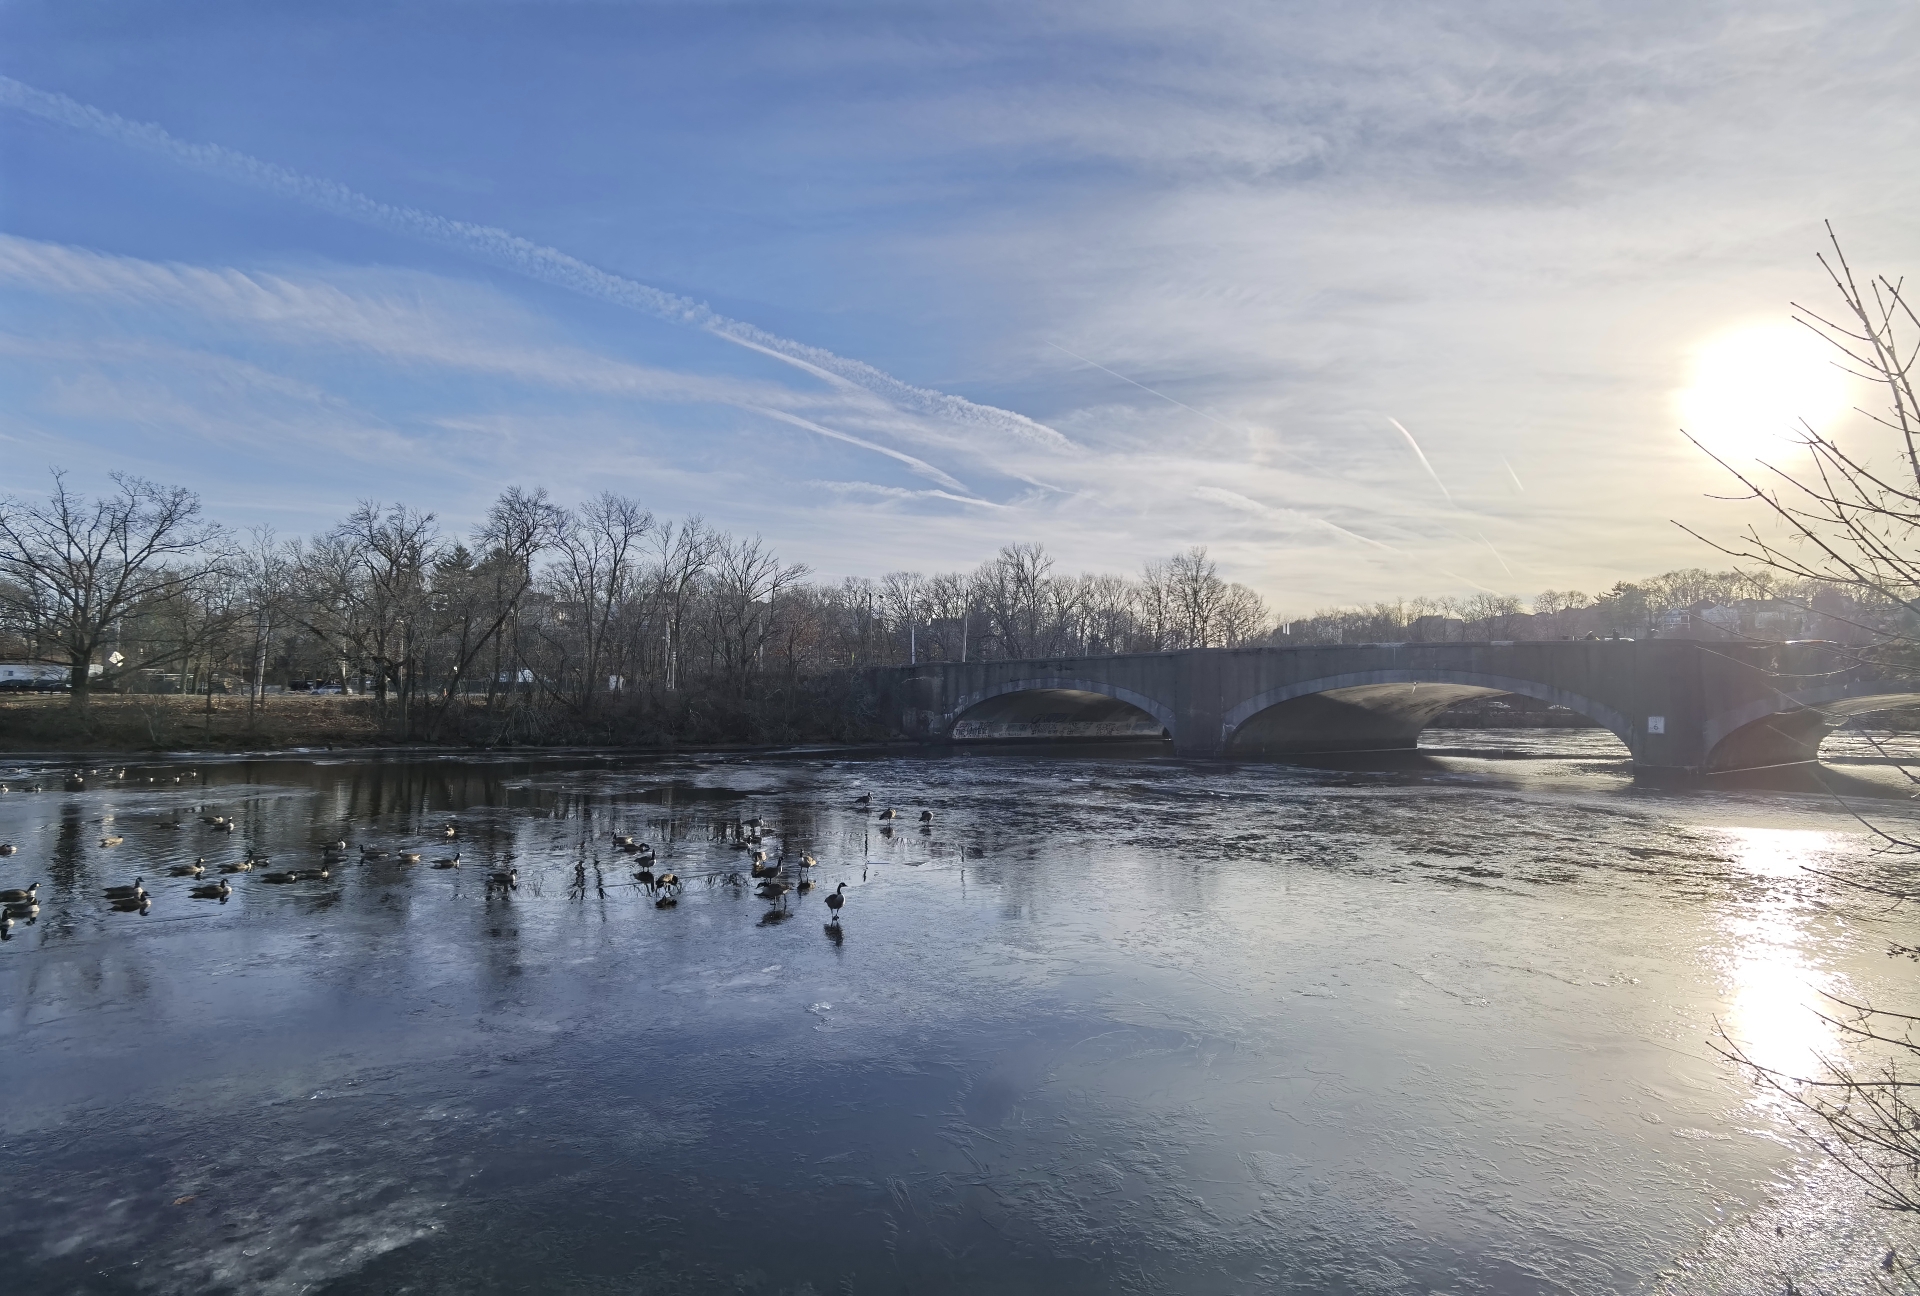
[0,790,933,937]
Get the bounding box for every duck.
[485,867,517,890]
[0,843,17,856]
[825,881,848,921]
[99,834,125,848]
[190,879,232,900]
[919,810,933,824]
[431,854,461,870]
[877,808,896,821]
[0,882,38,904]
[101,878,143,901]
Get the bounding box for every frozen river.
[2,732,1916,1293]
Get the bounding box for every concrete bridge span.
[868,640,1918,780]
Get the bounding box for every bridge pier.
[869,640,1912,782]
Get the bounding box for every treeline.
[0,473,1270,745]
[1277,568,1909,644]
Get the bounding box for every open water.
[1,731,1917,1294]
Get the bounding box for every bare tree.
[0,471,227,705]
[1685,228,1920,1219]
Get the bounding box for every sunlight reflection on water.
[1712,827,1845,1081]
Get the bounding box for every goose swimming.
[0,882,38,904]
[101,878,144,900]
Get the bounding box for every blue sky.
[2,1,1916,609]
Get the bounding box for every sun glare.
[1676,321,1850,461]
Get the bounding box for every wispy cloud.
[0,76,1070,452]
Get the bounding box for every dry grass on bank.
[0,693,390,752]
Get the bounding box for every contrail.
[1473,529,1515,578]
[752,408,973,493]
[0,76,1071,452]
[1500,455,1525,492]
[1386,417,1452,503]
[1049,341,1311,465]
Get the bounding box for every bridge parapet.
[867,640,1917,779]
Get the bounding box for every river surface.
[2,731,1916,1294]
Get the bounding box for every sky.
[1,1,1916,613]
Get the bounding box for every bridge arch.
[1703,679,1920,772]
[943,678,1176,744]
[1222,670,1633,756]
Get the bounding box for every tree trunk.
[67,649,92,708]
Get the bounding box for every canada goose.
[360,844,385,857]
[751,858,780,880]
[190,879,232,900]
[101,878,143,900]
[323,840,347,854]
[0,912,10,937]
[756,880,790,901]
[635,841,655,857]
[486,867,517,889]
[634,865,655,889]
[443,823,458,838]
[261,871,300,884]
[100,835,124,848]
[853,793,871,806]
[201,815,225,826]
[745,817,764,830]
[877,808,896,820]
[219,859,254,874]
[612,834,635,848]
[432,854,460,870]
[797,877,815,893]
[825,882,848,921]
[0,843,16,855]
[919,810,933,824]
[3,898,36,918]
[168,860,206,877]
[0,882,38,904]
[399,851,422,864]
[800,853,817,868]
[750,849,767,865]
[110,895,151,914]
[312,863,332,880]
[655,871,681,897]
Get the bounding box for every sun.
[1675,320,1851,461]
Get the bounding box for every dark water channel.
[2,733,1916,1293]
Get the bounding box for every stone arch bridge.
[867,640,1919,780]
